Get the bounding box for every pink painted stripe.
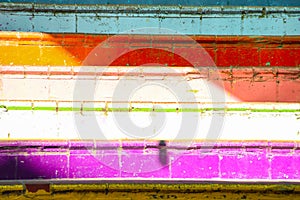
[0,140,299,180]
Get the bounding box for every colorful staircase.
[0,0,300,199]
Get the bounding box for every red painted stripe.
[0,33,299,67]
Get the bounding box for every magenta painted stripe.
[0,140,299,180]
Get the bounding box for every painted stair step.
[0,4,299,35]
[1,66,300,102]
[1,182,300,199]
[0,140,299,180]
[0,107,299,140]
[2,0,300,6]
[0,33,299,67]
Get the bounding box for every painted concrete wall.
[1,109,300,140]
[0,4,299,35]
[1,34,299,67]
[1,66,300,102]
[1,183,300,199]
[0,140,299,180]
[0,1,299,187]
[1,0,300,6]
[1,34,299,102]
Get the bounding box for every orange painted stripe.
[0,32,299,67]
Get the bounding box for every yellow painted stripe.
[1,183,300,199]
[0,185,24,193]
[51,183,300,192]
[1,183,300,192]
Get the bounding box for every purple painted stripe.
[0,140,299,180]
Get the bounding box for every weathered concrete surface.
[1,183,300,199]
[1,66,300,102]
[0,3,299,197]
[1,33,299,102]
[0,4,299,35]
[1,33,299,67]
[0,140,299,180]
[1,0,300,6]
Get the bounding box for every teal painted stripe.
[1,0,299,6]
[0,4,299,35]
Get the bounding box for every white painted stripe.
[0,110,299,140]
[0,77,238,102]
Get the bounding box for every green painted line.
[33,106,57,111]
[107,108,130,112]
[132,107,153,112]
[58,107,81,111]
[7,106,32,111]
[251,109,299,113]
[3,106,300,113]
